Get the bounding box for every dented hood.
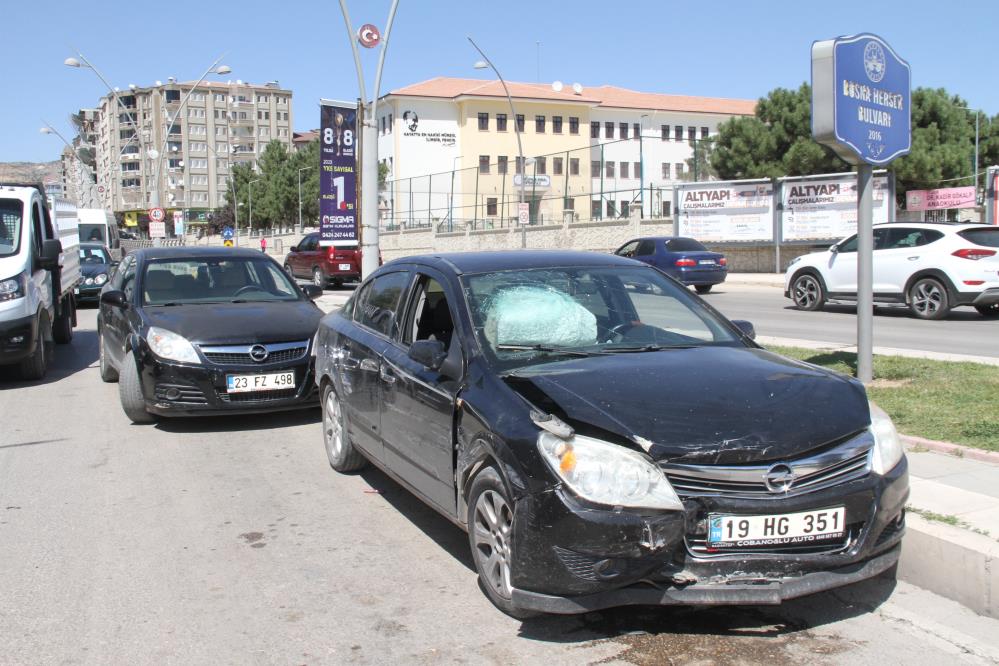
[506,347,869,464]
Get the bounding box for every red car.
[284,232,361,289]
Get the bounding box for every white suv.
[785,223,999,320]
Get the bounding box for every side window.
[120,258,138,301]
[111,255,134,289]
[403,276,455,349]
[616,241,639,258]
[42,203,54,240]
[885,228,943,248]
[837,235,858,253]
[635,239,656,256]
[31,202,43,256]
[358,271,411,338]
[305,235,319,251]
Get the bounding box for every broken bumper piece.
[511,544,899,614]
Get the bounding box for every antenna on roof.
[551,81,563,93]
[572,82,583,95]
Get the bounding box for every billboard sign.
[905,186,977,211]
[781,173,890,241]
[149,221,166,238]
[812,33,911,166]
[676,181,774,242]
[319,101,358,247]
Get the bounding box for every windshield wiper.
[496,344,599,357]
[601,344,698,353]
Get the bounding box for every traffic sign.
[358,24,381,48]
[811,33,911,166]
[149,221,166,238]
[517,202,530,226]
[223,239,234,248]
[148,207,166,223]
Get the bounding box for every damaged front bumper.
[507,456,908,614]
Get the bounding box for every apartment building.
[375,78,755,226]
[92,80,294,221]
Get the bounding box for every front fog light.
[537,432,683,511]
[869,402,904,474]
[147,326,200,364]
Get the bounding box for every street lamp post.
[298,166,314,233]
[448,154,464,231]
[248,178,261,232]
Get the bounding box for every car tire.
[98,331,119,383]
[18,316,52,381]
[975,303,999,318]
[53,297,73,344]
[322,384,366,472]
[909,277,950,320]
[791,273,825,311]
[312,267,326,289]
[466,466,539,620]
[694,284,712,294]
[119,350,154,423]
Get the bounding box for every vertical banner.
[319,102,358,246]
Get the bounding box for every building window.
[479,155,491,174]
[478,112,489,130]
[591,160,600,177]
[496,113,507,131]
[674,125,683,141]
[591,200,601,219]
[688,126,696,142]
[498,156,508,174]
[214,93,225,102]
[165,89,181,103]
[620,162,629,179]
[662,201,671,217]
[552,116,563,134]
[661,125,669,141]
[606,161,615,178]
[536,156,546,175]
[515,114,525,132]
[535,115,546,133]
[675,163,685,179]
[569,117,579,135]
[604,122,614,139]
[634,162,641,178]
[569,158,580,175]
[486,197,498,216]
[388,113,393,132]
[633,123,640,140]
[619,122,628,140]
[553,157,563,175]
[590,122,600,138]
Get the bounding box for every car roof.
[873,222,987,231]
[385,250,640,275]
[130,246,269,261]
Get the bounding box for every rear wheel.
[694,284,712,295]
[791,273,825,311]
[119,350,154,423]
[283,263,294,278]
[322,385,366,472]
[975,303,999,318]
[98,331,119,383]
[909,278,950,320]
[53,297,73,344]
[312,267,326,289]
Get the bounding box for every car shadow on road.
[0,329,99,389]
[783,303,986,322]
[151,407,321,434]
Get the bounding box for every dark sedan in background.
[98,247,324,423]
[314,250,907,618]
[76,243,115,304]
[615,236,728,293]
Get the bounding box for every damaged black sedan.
[314,251,907,617]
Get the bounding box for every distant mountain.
[0,161,61,185]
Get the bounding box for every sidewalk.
[724,272,785,287]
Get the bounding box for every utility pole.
[298,165,314,233]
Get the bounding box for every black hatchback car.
[314,251,908,618]
[98,247,324,423]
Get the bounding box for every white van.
[0,185,80,379]
[78,208,120,259]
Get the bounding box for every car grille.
[219,388,300,403]
[685,522,863,557]
[199,340,309,366]
[661,431,874,500]
[154,381,209,406]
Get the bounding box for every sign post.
[812,33,911,383]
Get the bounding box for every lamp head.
[39,127,53,135]
[63,57,82,68]
[473,60,488,70]
[215,65,232,75]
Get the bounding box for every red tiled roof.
[387,77,755,115]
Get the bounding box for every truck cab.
[0,185,80,379]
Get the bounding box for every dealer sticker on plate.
[708,506,846,549]
[226,371,295,393]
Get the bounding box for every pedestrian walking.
[260,235,267,253]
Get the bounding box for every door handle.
[907,256,919,261]
[359,358,379,372]
[379,366,397,385]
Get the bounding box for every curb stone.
[902,434,999,465]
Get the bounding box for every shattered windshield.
[464,265,743,370]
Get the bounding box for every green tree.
[289,139,320,226]
[223,162,257,229]
[255,141,295,229]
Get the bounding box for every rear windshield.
[667,238,707,252]
[0,198,22,258]
[958,228,999,248]
[80,223,106,244]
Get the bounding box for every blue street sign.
[221,226,234,240]
[812,34,911,166]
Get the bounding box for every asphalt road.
[4,305,999,665]
[704,283,999,359]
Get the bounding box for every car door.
[614,240,640,259]
[875,227,944,294]
[378,270,464,515]
[290,234,314,277]
[631,239,657,266]
[825,230,891,296]
[337,270,412,462]
[101,254,136,368]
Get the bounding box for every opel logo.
[249,345,269,363]
[764,463,795,494]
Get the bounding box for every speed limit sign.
[148,207,166,222]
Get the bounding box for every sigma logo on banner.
[319,103,358,247]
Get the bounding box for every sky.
[3,0,997,163]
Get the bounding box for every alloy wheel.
[911,280,944,317]
[793,275,820,309]
[313,269,324,287]
[324,390,343,460]
[472,489,514,600]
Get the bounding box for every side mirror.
[829,244,839,254]
[100,290,129,309]
[301,284,323,300]
[290,245,299,252]
[408,339,447,371]
[39,239,62,270]
[732,319,756,340]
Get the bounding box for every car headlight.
[94,273,109,286]
[146,326,200,364]
[869,402,904,474]
[537,432,683,511]
[0,272,27,302]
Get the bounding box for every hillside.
[0,160,61,185]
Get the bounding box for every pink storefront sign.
[906,186,977,211]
